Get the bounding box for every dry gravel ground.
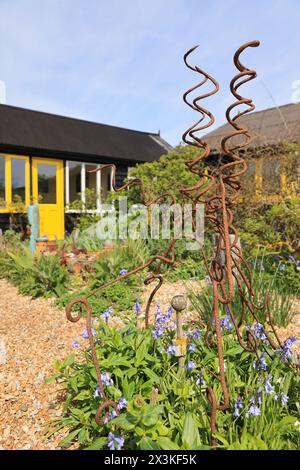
[0,277,299,450]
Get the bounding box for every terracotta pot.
[36,241,58,254]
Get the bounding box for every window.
[0,155,29,211]
[37,163,57,203]
[68,162,82,203]
[0,156,5,208]
[11,158,26,202]
[261,158,281,195]
[66,161,110,212]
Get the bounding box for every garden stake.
[65,40,297,446]
[171,294,187,373]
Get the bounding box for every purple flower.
[108,432,125,450]
[220,314,233,333]
[188,343,196,353]
[234,397,243,417]
[101,372,113,386]
[152,328,163,339]
[280,392,289,406]
[119,268,128,277]
[133,297,142,315]
[265,375,275,395]
[187,360,196,371]
[71,340,80,349]
[117,397,128,410]
[196,371,206,386]
[279,263,286,272]
[253,352,267,371]
[153,304,173,339]
[166,344,176,355]
[248,404,261,417]
[252,323,267,342]
[93,384,102,398]
[193,330,202,340]
[278,336,297,362]
[80,327,96,339]
[101,307,113,321]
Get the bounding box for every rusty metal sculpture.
[66,41,290,446]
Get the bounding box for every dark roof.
[0,104,172,164]
[203,103,300,152]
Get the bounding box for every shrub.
[0,246,70,298]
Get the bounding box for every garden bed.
[0,276,299,450]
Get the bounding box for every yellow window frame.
[0,154,30,213]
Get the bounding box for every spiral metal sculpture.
[65,40,293,446]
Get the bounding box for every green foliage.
[0,246,70,298]
[190,261,296,328]
[48,316,300,450]
[235,197,300,256]
[57,239,149,313]
[109,145,203,205]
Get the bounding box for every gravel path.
[0,279,83,450]
[0,277,299,450]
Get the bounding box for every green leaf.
[112,412,139,430]
[157,437,180,450]
[59,428,81,448]
[74,390,91,401]
[85,437,107,450]
[135,339,150,367]
[144,368,161,383]
[138,437,160,450]
[63,353,76,368]
[182,413,201,449]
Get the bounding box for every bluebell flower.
[188,343,196,353]
[187,360,196,371]
[253,352,267,371]
[252,323,267,342]
[248,404,261,417]
[166,344,177,355]
[108,432,125,450]
[234,397,243,417]
[119,268,128,277]
[279,263,286,272]
[80,327,96,339]
[280,392,289,406]
[133,297,142,315]
[101,372,113,386]
[101,307,113,321]
[278,336,297,362]
[153,328,164,339]
[117,397,128,410]
[220,314,233,333]
[71,340,80,349]
[196,370,206,386]
[193,330,202,340]
[93,384,102,398]
[264,375,275,395]
[152,304,173,339]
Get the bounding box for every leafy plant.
[0,246,70,297]
[47,309,300,450]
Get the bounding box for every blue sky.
[0,0,299,146]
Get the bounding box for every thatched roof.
[203,103,300,152]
